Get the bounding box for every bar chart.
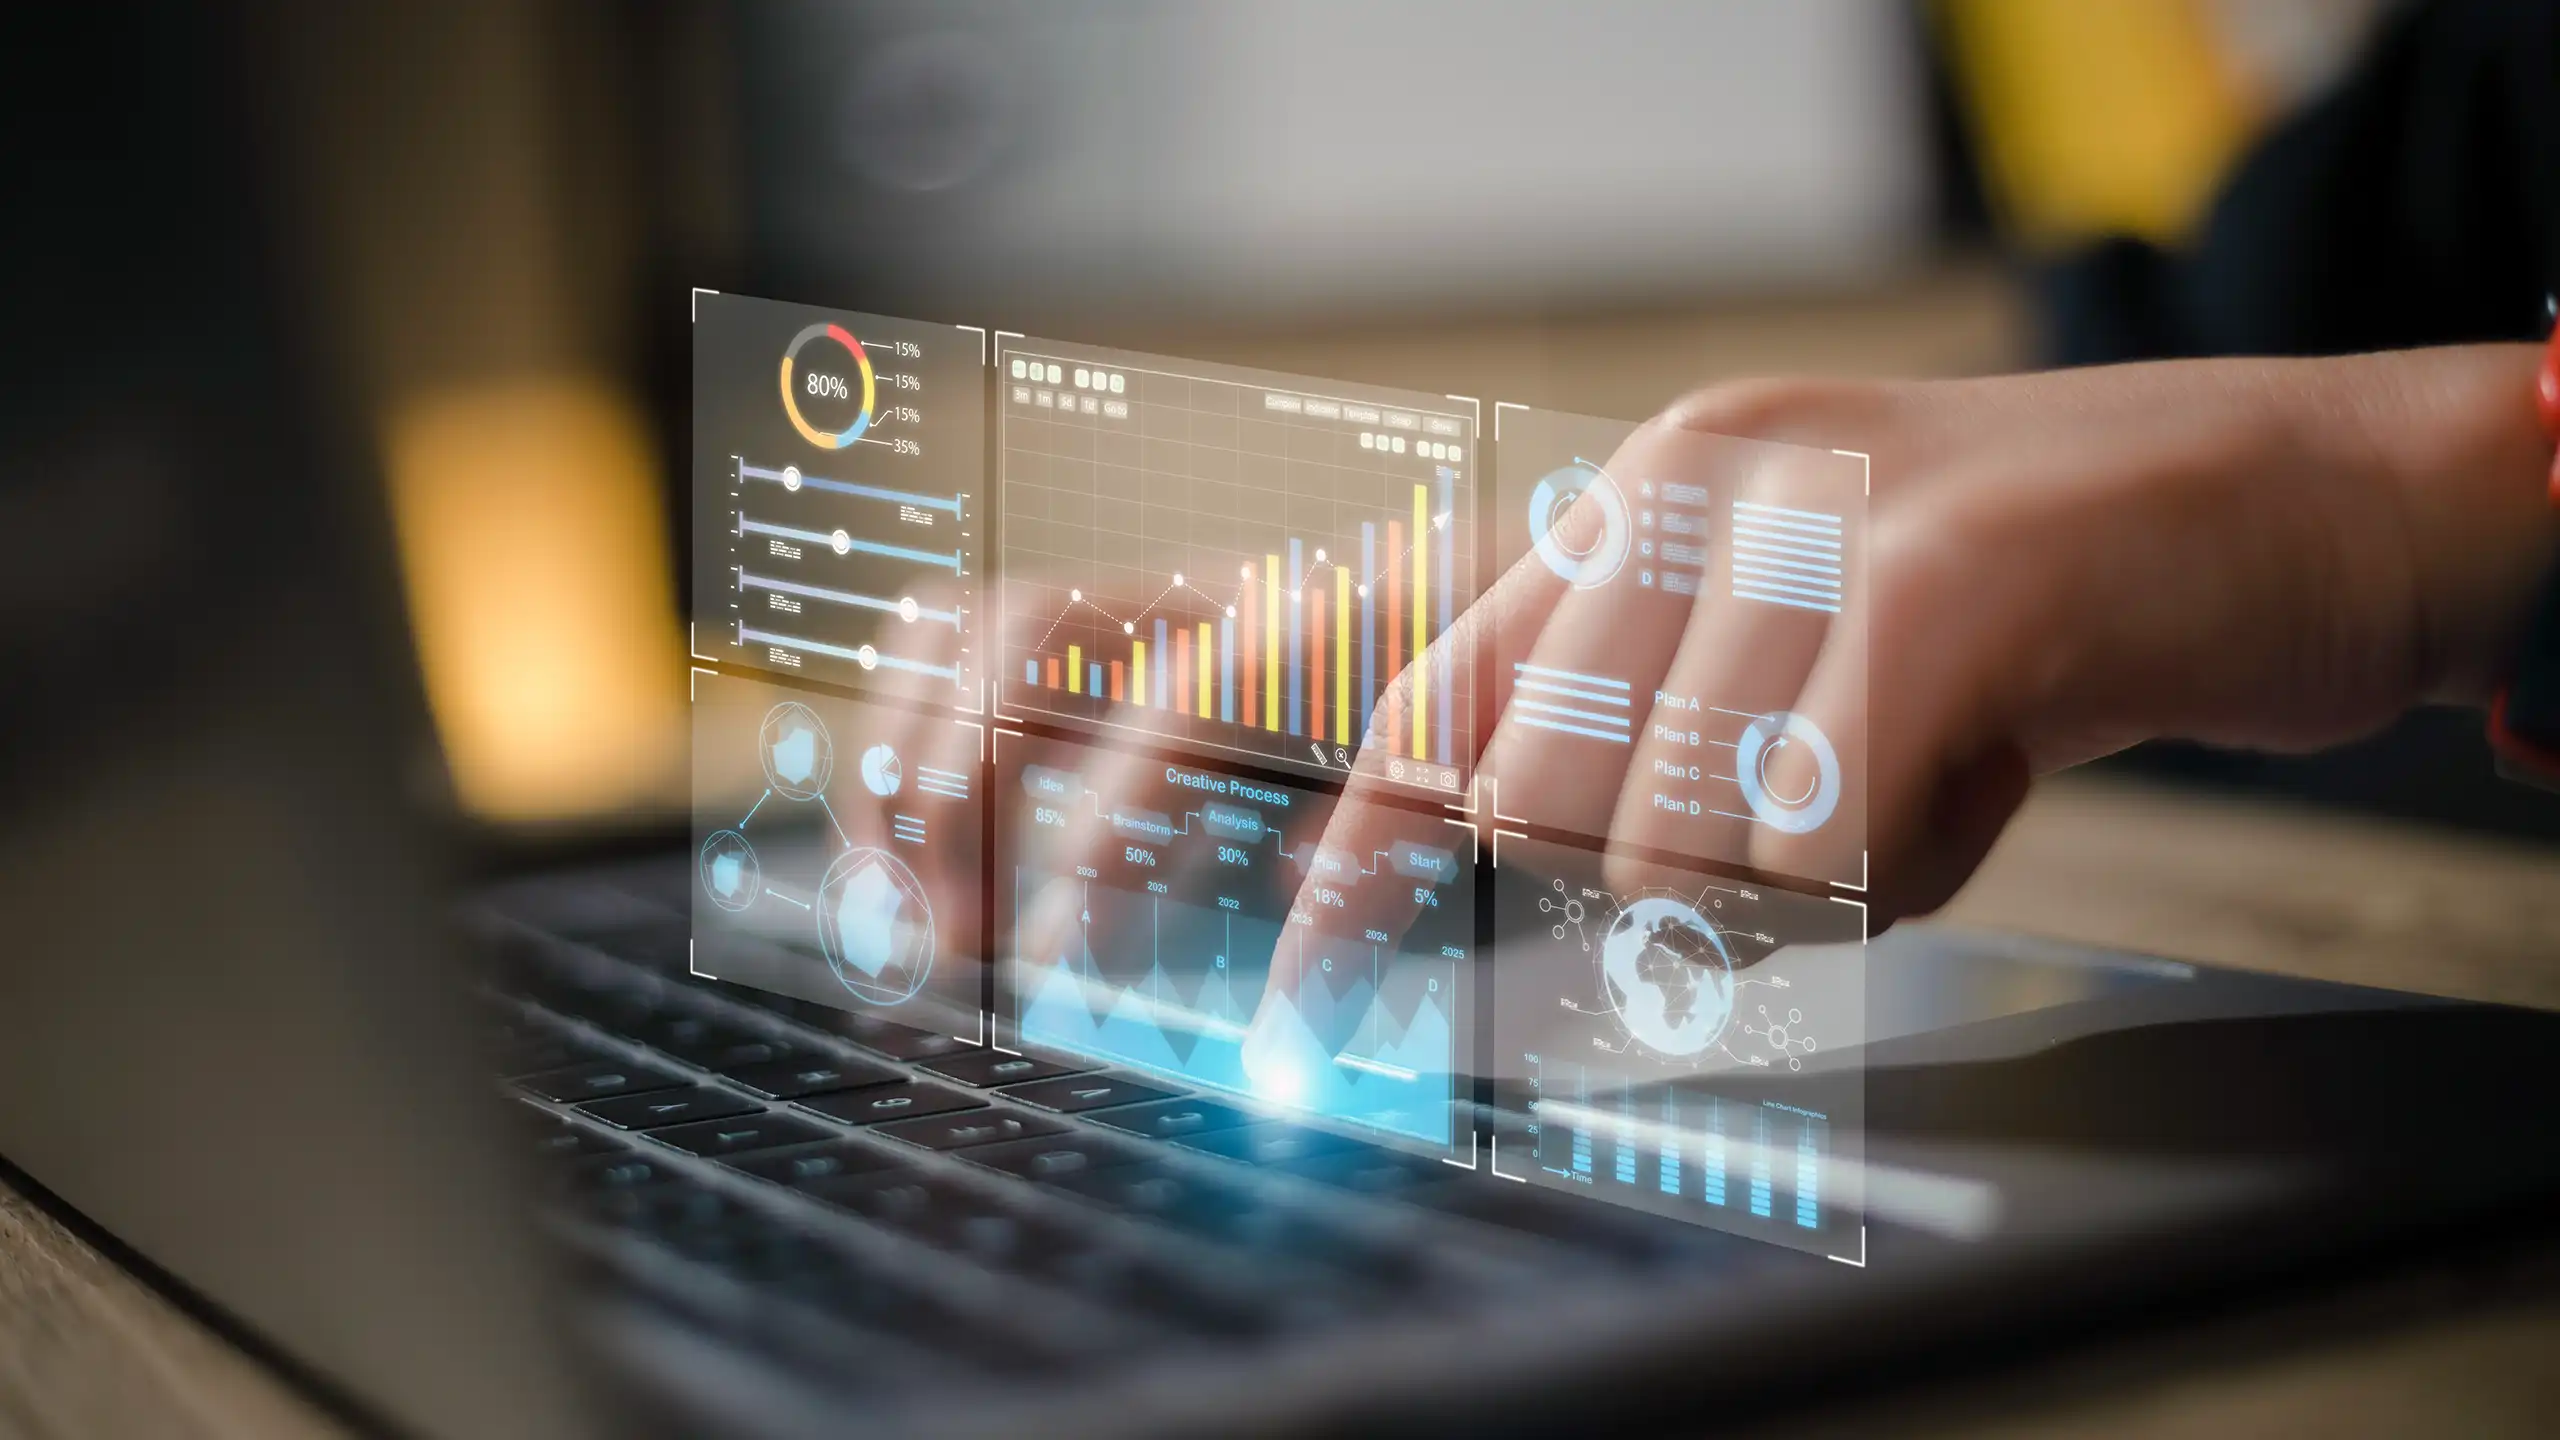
[998,340,1474,794]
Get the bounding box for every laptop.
[6,10,2559,1440]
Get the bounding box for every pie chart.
[860,742,902,797]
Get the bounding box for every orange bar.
[1045,656,1060,689]
[1240,580,1259,729]
[1308,587,1325,744]
[1174,626,1191,716]
[1109,659,1123,702]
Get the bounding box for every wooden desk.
[1,772,2553,1437]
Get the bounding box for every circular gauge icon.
[779,321,878,449]
[697,829,760,911]
[1734,711,1841,834]
[758,702,834,801]
[814,847,936,1006]
[1527,462,1632,589]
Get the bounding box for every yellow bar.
[1334,568,1351,744]
[1411,485,1428,758]
[1067,644,1083,695]
[1196,622,1213,719]
[1132,640,1147,707]
[1264,555,1280,731]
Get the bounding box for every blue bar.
[1795,1118,1821,1229]
[1360,521,1375,737]
[1219,616,1235,722]
[1088,662,1102,696]
[739,463,964,514]
[1153,619,1169,709]
[1659,1093,1682,1194]
[1703,1099,1727,1206]
[1436,470,1453,765]
[1025,659,1038,685]
[1286,538,1303,736]
[1749,1110,1773,1218]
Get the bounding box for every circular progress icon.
[1527,461,1632,590]
[1734,711,1841,834]
[779,321,877,449]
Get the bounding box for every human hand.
[1299,344,2557,944]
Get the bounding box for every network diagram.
[697,697,968,1008]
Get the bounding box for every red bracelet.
[2538,324,2560,507]
[2487,320,2560,785]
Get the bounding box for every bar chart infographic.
[997,340,1475,796]
[1489,833,1866,1258]
[691,292,985,702]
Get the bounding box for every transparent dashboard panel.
[995,338,1477,801]
[1490,832,1867,1259]
[689,668,984,1033]
[691,292,986,705]
[1489,406,1866,888]
[994,729,1474,1161]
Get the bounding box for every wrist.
[2346,345,2560,707]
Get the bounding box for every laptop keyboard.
[477,865,1777,1396]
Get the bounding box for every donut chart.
[1734,711,1841,834]
[1527,461,1631,590]
[779,321,878,449]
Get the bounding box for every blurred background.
[249,0,2556,857]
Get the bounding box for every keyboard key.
[1082,1097,1259,1143]
[1173,1122,1363,1168]
[492,1030,608,1077]
[843,1022,982,1064]
[647,1112,832,1158]
[722,1054,902,1100]
[579,1087,764,1131]
[872,1109,1067,1152]
[562,1151,680,1195]
[721,1140,909,1186]
[530,1125,626,1161]
[797,1082,987,1127]
[639,1017,802,1071]
[916,1051,1096,1089]
[998,1075,1177,1114]
[518,1058,689,1103]
[959,1132,1153,1184]
[1267,1146,1456,1199]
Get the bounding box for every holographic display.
[690,669,982,1029]
[1491,833,1865,1258]
[692,292,985,702]
[996,339,1476,797]
[997,733,1472,1156]
[1490,406,1866,886]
